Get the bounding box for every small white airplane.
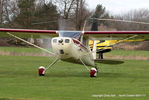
[0,20,149,77]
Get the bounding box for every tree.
[52,0,91,30]
[12,0,36,29]
[0,0,18,27]
[110,9,149,30]
[92,4,107,18]
[0,0,59,30]
[33,2,59,30]
[0,0,4,24]
[91,4,110,31]
[53,0,75,19]
[75,0,91,30]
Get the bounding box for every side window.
[65,39,70,43]
[53,39,57,43]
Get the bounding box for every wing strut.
[6,32,55,55]
[45,57,60,72]
[80,58,90,71]
[92,40,97,60]
[82,35,138,61]
[97,35,138,52]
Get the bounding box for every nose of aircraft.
[52,37,72,56]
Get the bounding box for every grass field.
[0,47,41,53]
[0,47,149,100]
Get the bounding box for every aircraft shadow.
[95,59,124,65]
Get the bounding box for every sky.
[87,0,149,15]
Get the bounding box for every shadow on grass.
[95,59,124,65]
[0,98,10,100]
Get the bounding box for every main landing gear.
[80,58,98,77]
[38,58,98,77]
[38,58,60,76]
[38,66,46,76]
[90,67,98,77]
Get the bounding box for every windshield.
[59,31,82,41]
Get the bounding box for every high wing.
[84,31,149,40]
[1,28,149,40]
[0,28,58,38]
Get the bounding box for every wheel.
[90,68,97,77]
[38,66,46,76]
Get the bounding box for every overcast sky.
[87,0,149,15]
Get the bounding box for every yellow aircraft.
[89,39,143,59]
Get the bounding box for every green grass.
[0,47,149,57]
[0,47,41,53]
[0,55,149,100]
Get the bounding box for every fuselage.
[51,31,95,66]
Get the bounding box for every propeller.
[32,21,57,25]
[89,18,149,25]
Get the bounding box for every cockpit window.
[65,39,70,43]
[53,39,57,43]
[59,31,82,41]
